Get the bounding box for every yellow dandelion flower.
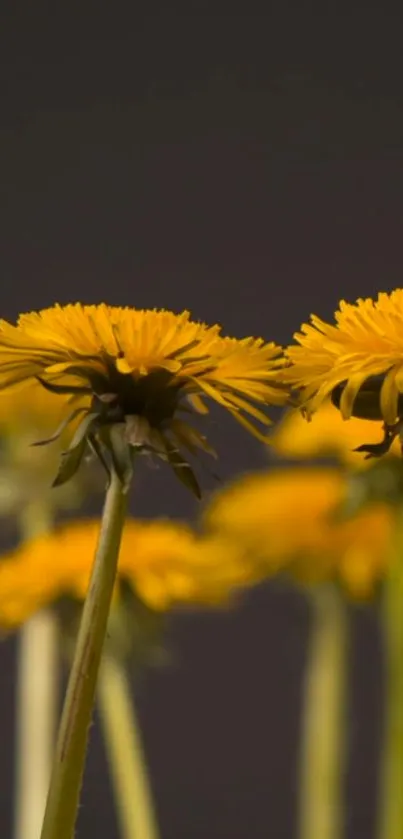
[282,291,403,457]
[0,518,255,628]
[204,467,394,598]
[271,400,401,466]
[0,304,287,493]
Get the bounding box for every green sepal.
[52,412,99,487]
[104,424,134,494]
[170,418,217,457]
[52,439,88,488]
[31,407,88,447]
[87,433,111,485]
[163,438,201,499]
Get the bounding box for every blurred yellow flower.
[0,518,255,628]
[204,467,394,598]
[0,304,288,491]
[0,384,90,514]
[271,401,401,466]
[0,381,76,435]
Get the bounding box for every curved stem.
[298,585,348,839]
[40,471,128,839]
[15,502,58,839]
[378,511,403,839]
[98,655,160,839]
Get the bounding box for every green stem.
[298,585,348,839]
[378,510,403,839]
[15,502,58,839]
[98,655,160,839]
[40,471,128,839]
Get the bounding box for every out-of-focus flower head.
[271,400,401,467]
[204,467,394,599]
[0,518,258,632]
[0,384,92,514]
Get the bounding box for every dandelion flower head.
[282,291,403,458]
[271,401,401,466]
[283,290,403,421]
[0,304,288,491]
[204,468,393,598]
[0,518,257,628]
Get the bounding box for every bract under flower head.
[271,401,401,467]
[0,304,288,493]
[0,383,92,514]
[204,467,394,598]
[282,290,403,457]
[0,517,257,628]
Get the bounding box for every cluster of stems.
[13,468,160,839]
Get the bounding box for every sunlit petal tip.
[115,357,133,375]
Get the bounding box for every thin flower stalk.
[298,586,348,839]
[98,655,160,839]
[40,470,128,839]
[378,509,403,839]
[14,501,58,839]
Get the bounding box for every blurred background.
[1,5,401,837]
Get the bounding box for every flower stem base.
[40,470,127,839]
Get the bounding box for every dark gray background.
[1,5,399,837]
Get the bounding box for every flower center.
[91,367,183,429]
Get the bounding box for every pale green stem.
[98,655,159,839]
[378,510,403,839]
[40,471,128,839]
[15,501,59,839]
[298,585,348,839]
[98,655,160,839]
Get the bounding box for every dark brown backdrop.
[0,5,400,837]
